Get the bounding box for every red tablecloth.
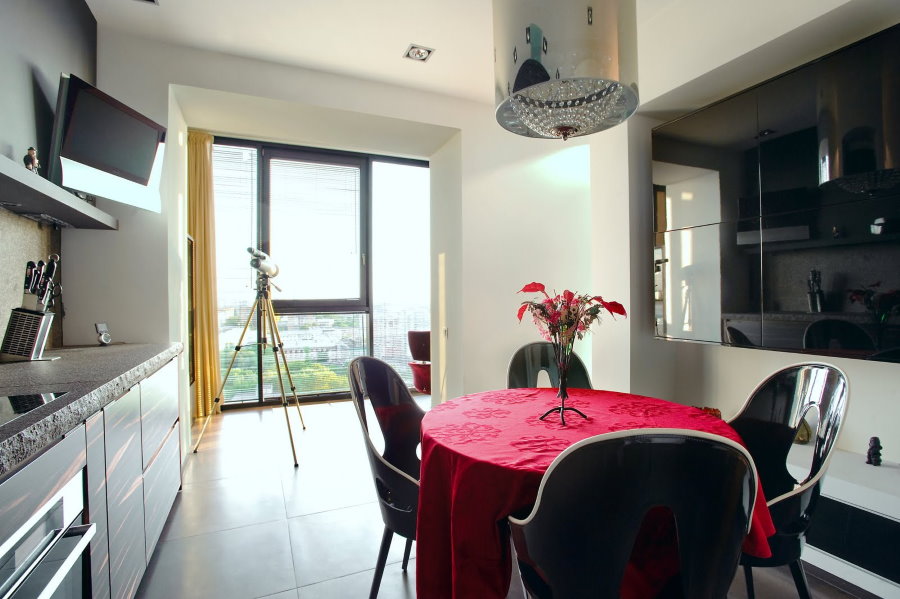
[416,388,775,599]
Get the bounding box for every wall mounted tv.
[47,73,166,212]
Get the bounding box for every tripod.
[192,273,307,466]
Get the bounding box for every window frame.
[261,145,372,315]
[212,135,428,403]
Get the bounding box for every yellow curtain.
[187,131,222,417]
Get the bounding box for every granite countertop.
[0,342,182,477]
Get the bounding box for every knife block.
[0,308,54,362]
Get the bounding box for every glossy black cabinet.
[652,24,900,362]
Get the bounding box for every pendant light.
[493,0,639,140]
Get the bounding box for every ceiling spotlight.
[404,44,435,62]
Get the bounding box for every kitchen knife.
[44,256,58,284]
[40,281,57,309]
[24,261,36,293]
[37,260,58,305]
[30,260,44,294]
[46,284,61,310]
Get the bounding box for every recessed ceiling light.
[404,44,434,62]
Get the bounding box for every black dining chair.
[728,363,849,599]
[726,326,754,347]
[508,429,758,599]
[347,357,425,599]
[866,347,900,362]
[803,319,874,351]
[507,341,592,389]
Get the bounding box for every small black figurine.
[866,436,882,466]
[23,147,40,174]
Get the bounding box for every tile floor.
[136,399,862,599]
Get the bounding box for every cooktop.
[0,392,68,428]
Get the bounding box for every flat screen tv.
[47,73,166,212]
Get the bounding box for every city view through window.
[212,144,430,403]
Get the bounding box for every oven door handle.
[34,524,95,599]
[4,523,96,599]
[0,527,65,599]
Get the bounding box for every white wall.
[79,4,900,463]
[626,0,900,461]
[587,125,633,392]
[462,141,593,392]
[82,29,599,424]
[163,95,191,461]
[430,134,463,404]
[61,197,170,345]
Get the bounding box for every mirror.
[652,25,900,363]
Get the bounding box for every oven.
[0,458,95,599]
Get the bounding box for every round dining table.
[415,387,776,599]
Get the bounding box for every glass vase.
[539,339,587,425]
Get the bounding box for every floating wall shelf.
[0,154,118,230]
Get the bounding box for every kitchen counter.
[0,342,182,477]
[722,311,877,323]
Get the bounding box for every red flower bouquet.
[848,281,900,325]
[517,282,626,424]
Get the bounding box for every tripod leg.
[262,300,300,467]
[266,298,306,430]
[193,297,261,453]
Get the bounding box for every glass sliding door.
[262,149,369,396]
[211,143,261,403]
[211,139,429,404]
[371,161,430,385]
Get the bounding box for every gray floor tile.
[137,520,296,599]
[727,564,858,598]
[161,472,287,541]
[138,401,861,599]
[186,411,302,483]
[280,455,374,518]
[297,563,416,599]
[256,589,300,599]
[287,502,409,587]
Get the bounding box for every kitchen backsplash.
[0,210,62,347]
[762,242,900,314]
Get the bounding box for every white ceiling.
[85,0,496,104]
[84,0,674,106]
[171,84,460,158]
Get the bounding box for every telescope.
[247,247,279,278]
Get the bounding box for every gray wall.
[0,0,96,345]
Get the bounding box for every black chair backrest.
[803,319,874,350]
[348,357,424,539]
[867,347,900,362]
[729,363,848,505]
[726,326,754,347]
[509,429,757,599]
[507,341,592,389]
